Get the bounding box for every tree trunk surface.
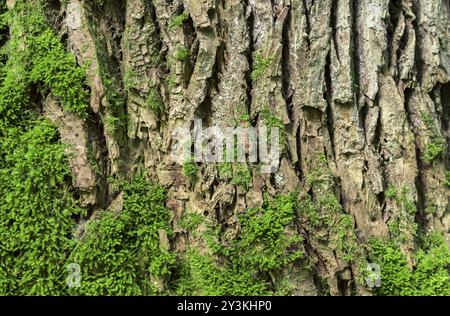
[1,0,449,296]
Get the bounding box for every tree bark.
[12,0,450,295]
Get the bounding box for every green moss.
[69,173,176,296]
[169,11,189,29]
[231,164,252,189]
[384,185,418,242]
[175,47,189,61]
[174,250,269,296]
[261,107,283,130]
[167,72,177,89]
[424,204,437,215]
[385,185,416,215]
[423,141,446,163]
[316,277,331,296]
[146,87,165,116]
[124,68,139,90]
[104,114,121,134]
[388,218,401,238]
[0,0,90,129]
[218,162,233,180]
[179,213,204,231]
[251,53,273,81]
[183,161,198,182]
[334,214,358,261]
[412,234,450,296]
[445,171,450,188]
[421,113,446,163]
[385,185,397,199]
[300,156,360,262]
[99,74,126,136]
[305,154,333,189]
[0,1,91,294]
[369,240,414,296]
[258,107,287,152]
[239,113,250,123]
[30,29,90,117]
[229,194,303,272]
[235,105,250,124]
[101,73,125,111]
[297,195,321,227]
[174,193,302,295]
[0,120,82,295]
[369,234,450,296]
[313,193,359,261]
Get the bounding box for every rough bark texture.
[3,0,450,296]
